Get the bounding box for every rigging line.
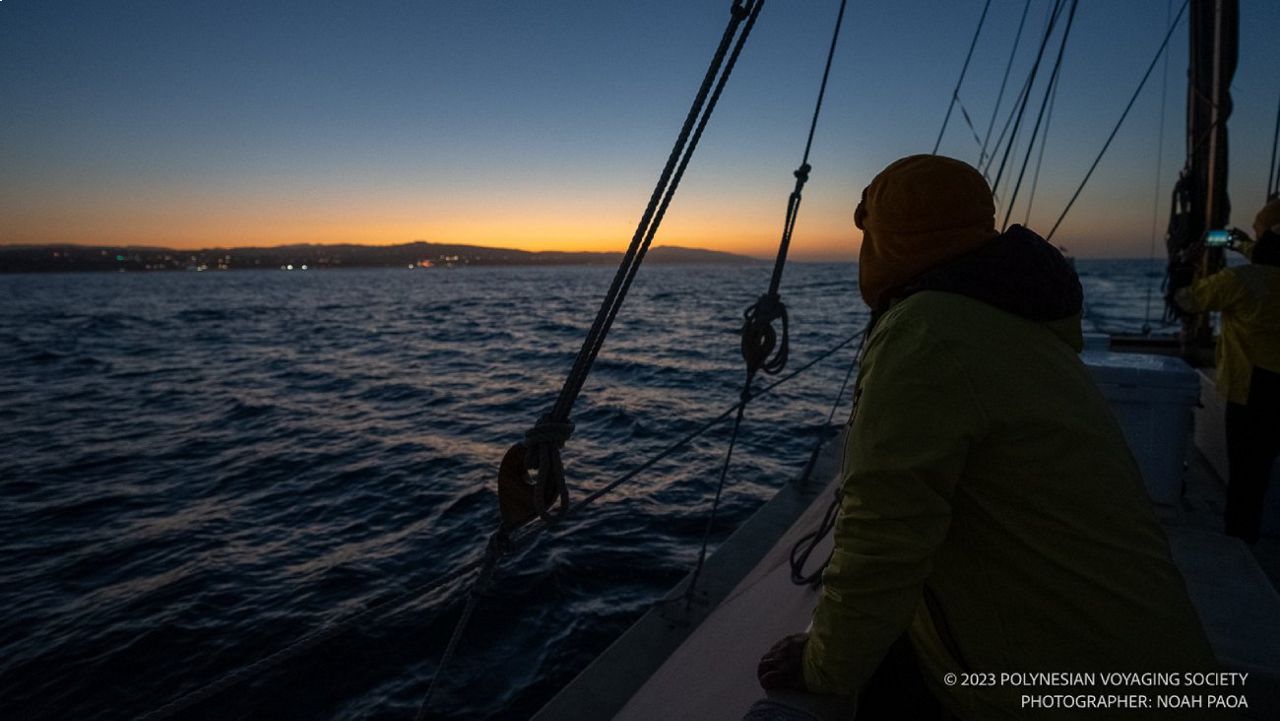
[798,0,848,170]
[423,6,768,704]
[956,95,986,153]
[825,329,863,425]
[135,558,486,721]
[767,0,848,297]
[415,532,507,721]
[682,400,749,605]
[1269,92,1280,199]
[1022,65,1060,227]
[983,61,1034,182]
[933,0,993,155]
[423,317,863,715]
[550,0,761,423]
[425,319,861,712]
[1144,0,1173,335]
[1047,0,1189,242]
[979,0,1032,170]
[508,323,868,549]
[991,0,1067,197]
[788,324,870,587]
[707,0,850,572]
[1002,0,1078,231]
[982,0,1058,180]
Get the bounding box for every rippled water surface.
[0,260,1164,720]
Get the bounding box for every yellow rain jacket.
[1177,264,1280,404]
[802,291,1220,719]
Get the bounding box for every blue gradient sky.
[2,0,1278,259]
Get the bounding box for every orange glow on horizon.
[2,176,1156,260]
[0,185,868,260]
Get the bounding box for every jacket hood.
[900,224,1085,351]
[856,155,998,309]
[1254,198,1280,239]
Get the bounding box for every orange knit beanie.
[857,155,998,309]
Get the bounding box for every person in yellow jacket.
[758,155,1222,720]
[1175,198,1280,544]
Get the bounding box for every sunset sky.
[2,0,1278,260]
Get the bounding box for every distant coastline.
[0,241,765,273]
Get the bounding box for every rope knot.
[523,416,574,449]
[496,416,574,531]
[741,292,790,380]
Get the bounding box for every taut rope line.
[1046,0,1189,242]
[510,0,766,527]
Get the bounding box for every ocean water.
[0,259,1167,720]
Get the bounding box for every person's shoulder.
[1233,263,1280,282]
[880,291,1002,338]
[867,292,1004,364]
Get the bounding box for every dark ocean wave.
[0,260,1161,720]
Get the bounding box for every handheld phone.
[1204,229,1232,247]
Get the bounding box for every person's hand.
[757,633,809,691]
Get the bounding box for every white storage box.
[1082,351,1200,504]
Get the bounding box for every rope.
[1022,68,1060,227]
[134,324,864,721]
[789,487,842,587]
[509,324,867,550]
[422,6,771,712]
[681,400,749,606]
[797,0,848,177]
[788,324,870,587]
[504,0,764,527]
[1143,0,1173,336]
[742,0,848,383]
[1046,0,1189,242]
[134,558,486,721]
[979,0,1032,171]
[990,0,1068,196]
[415,531,509,720]
[933,0,993,155]
[684,319,863,606]
[552,0,761,420]
[697,0,853,580]
[955,95,986,154]
[522,417,575,521]
[1269,92,1280,200]
[1002,0,1078,231]
[698,0,851,587]
[983,64,1034,182]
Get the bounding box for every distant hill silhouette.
[0,241,764,273]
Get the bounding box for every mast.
[1165,0,1238,352]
